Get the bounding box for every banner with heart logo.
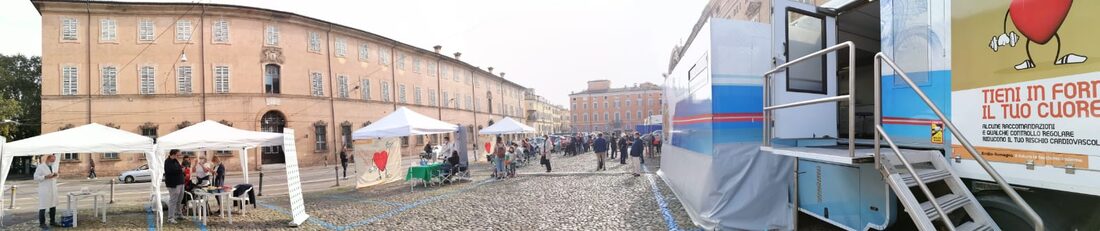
[352,137,403,188]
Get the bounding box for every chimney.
[453,52,462,60]
[488,67,494,74]
[433,45,442,53]
[500,72,506,78]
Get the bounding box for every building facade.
[33,0,532,176]
[569,80,662,133]
[523,90,568,135]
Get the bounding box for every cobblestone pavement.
[2,150,839,230]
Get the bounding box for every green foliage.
[0,54,41,140]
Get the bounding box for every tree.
[0,54,41,140]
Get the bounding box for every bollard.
[334,166,340,186]
[8,185,15,209]
[109,179,115,204]
[258,171,264,196]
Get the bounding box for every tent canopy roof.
[353,107,458,139]
[479,117,536,135]
[2,123,154,157]
[156,120,283,152]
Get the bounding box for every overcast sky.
[0,0,706,106]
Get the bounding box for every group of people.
[586,131,650,176]
[163,149,227,224]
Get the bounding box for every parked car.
[118,164,152,183]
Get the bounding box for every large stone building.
[523,90,568,134]
[33,0,533,176]
[569,80,662,133]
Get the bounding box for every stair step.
[956,221,994,231]
[899,168,951,187]
[921,193,970,221]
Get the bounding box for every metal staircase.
[759,41,1045,230]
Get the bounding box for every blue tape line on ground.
[643,164,680,231]
[145,207,156,231]
[321,194,408,207]
[259,202,340,230]
[340,179,493,230]
[192,215,208,231]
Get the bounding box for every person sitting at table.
[180,156,193,212]
[439,150,461,183]
[193,155,211,186]
[210,156,226,213]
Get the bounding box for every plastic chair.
[184,191,207,225]
[229,187,251,214]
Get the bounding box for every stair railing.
[873,53,1044,231]
[762,41,856,157]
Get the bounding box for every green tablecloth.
[406,163,443,182]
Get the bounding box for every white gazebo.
[478,117,536,135]
[0,123,157,226]
[352,107,458,139]
[155,120,284,184]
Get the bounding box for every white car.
[118,164,152,183]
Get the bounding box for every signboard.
[930,123,943,144]
[353,138,403,188]
[951,0,1098,169]
[282,129,310,226]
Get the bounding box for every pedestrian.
[609,133,619,159]
[193,155,211,185]
[619,133,630,164]
[493,136,506,179]
[340,148,349,179]
[593,133,609,171]
[35,154,60,229]
[86,159,96,179]
[541,135,552,173]
[163,149,186,223]
[211,156,226,213]
[630,132,645,177]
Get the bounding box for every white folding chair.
[184,191,207,225]
[228,187,251,214]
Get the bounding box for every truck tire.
[975,192,1065,231]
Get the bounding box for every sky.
[0,0,707,106]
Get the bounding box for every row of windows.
[571,98,662,110]
[60,65,230,96]
[63,17,221,43]
[572,111,655,123]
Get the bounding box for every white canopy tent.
[155,120,284,184]
[0,123,158,227]
[352,107,458,139]
[478,117,536,135]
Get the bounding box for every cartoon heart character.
[992,0,1087,70]
[484,142,492,153]
[372,150,388,172]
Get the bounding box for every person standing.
[211,156,226,213]
[493,137,506,179]
[593,133,609,171]
[163,149,185,223]
[619,133,630,165]
[609,133,619,160]
[541,135,552,173]
[340,148,350,179]
[630,132,645,177]
[35,154,60,229]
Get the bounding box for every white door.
[771,0,838,139]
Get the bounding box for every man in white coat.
[34,154,60,229]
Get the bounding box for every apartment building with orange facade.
[33,0,534,176]
[569,80,662,133]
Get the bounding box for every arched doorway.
[261,110,286,164]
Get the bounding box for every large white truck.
[660,0,1100,230]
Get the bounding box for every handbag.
[540,156,549,165]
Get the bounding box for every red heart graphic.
[484,142,492,153]
[372,151,389,172]
[1010,0,1072,45]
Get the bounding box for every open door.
[771,0,838,139]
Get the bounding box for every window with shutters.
[176,19,192,41]
[413,57,421,73]
[428,62,437,77]
[308,31,321,52]
[62,17,78,41]
[314,121,327,152]
[381,81,391,102]
[139,65,155,94]
[100,66,117,95]
[62,66,78,96]
[358,43,369,61]
[428,89,436,106]
[398,84,407,103]
[397,53,406,70]
[310,72,324,96]
[265,25,279,46]
[335,37,347,57]
[414,87,422,104]
[99,19,116,42]
[337,75,349,98]
[213,19,229,43]
[138,19,154,42]
[215,65,230,93]
[177,66,192,94]
[361,79,371,100]
[378,47,391,65]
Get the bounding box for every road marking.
[145,207,155,231]
[259,202,339,230]
[643,164,681,231]
[192,216,208,231]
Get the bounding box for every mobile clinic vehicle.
[660,0,1100,230]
